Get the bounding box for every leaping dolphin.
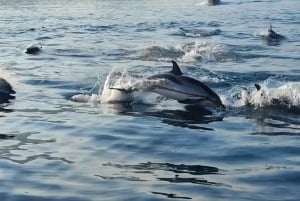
[110,61,225,108]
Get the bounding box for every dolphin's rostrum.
[110,61,225,108]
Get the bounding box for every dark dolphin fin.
[170,61,183,76]
[254,84,261,91]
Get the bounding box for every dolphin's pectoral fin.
[170,61,183,76]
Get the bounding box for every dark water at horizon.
[0,0,300,200]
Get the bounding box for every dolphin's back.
[182,76,219,98]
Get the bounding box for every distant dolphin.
[25,45,42,54]
[266,23,284,39]
[0,78,15,104]
[110,61,225,108]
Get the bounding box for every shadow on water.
[99,162,227,188]
[103,162,219,175]
[151,191,192,200]
[98,162,229,199]
[103,103,224,130]
[0,132,73,164]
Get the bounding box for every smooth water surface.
[0,0,300,200]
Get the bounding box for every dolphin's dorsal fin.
[170,61,182,76]
[268,23,274,33]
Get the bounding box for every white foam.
[99,69,141,103]
[226,81,300,108]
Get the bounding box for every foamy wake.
[224,81,300,109]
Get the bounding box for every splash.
[70,70,139,104]
[99,70,138,103]
[179,41,236,63]
[225,80,300,110]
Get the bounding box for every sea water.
[0,0,299,200]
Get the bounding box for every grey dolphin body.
[0,78,15,104]
[111,61,225,108]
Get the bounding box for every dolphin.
[110,61,225,108]
[266,23,284,39]
[0,78,15,104]
[25,45,42,54]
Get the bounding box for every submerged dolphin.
[111,61,225,108]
